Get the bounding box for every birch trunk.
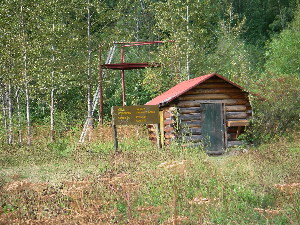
[21,2,31,145]
[98,46,103,125]
[50,76,55,142]
[186,2,190,80]
[24,65,31,145]
[50,25,55,142]
[8,82,13,144]
[1,85,8,144]
[16,89,22,144]
[87,0,93,141]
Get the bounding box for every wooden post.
[112,124,118,153]
[121,47,126,106]
[155,124,161,148]
[223,104,228,148]
[111,107,118,152]
[159,111,164,147]
[98,46,104,125]
[121,69,126,106]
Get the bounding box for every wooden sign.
[111,105,159,125]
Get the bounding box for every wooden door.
[202,103,225,154]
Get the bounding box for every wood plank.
[178,107,202,114]
[226,112,248,119]
[186,88,242,95]
[180,127,202,135]
[227,127,238,133]
[165,133,175,139]
[165,139,171,145]
[181,142,204,148]
[164,126,174,133]
[150,137,158,142]
[148,125,156,132]
[227,133,238,141]
[179,93,247,101]
[177,99,248,107]
[155,124,161,148]
[203,78,226,83]
[202,103,225,152]
[237,126,244,138]
[227,118,249,121]
[224,104,228,148]
[225,105,247,112]
[149,132,157,138]
[180,120,202,128]
[227,120,249,127]
[179,113,201,121]
[163,111,173,119]
[181,135,203,142]
[195,83,235,89]
[227,141,244,147]
[160,111,164,147]
[164,119,175,125]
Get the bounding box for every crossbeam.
[113,40,175,47]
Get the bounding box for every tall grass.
[0,126,299,224]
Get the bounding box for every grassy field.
[0,127,299,224]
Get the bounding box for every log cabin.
[145,73,252,154]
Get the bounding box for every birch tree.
[0,0,24,145]
[0,84,8,144]
[20,0,31,145]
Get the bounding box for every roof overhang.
[101,63,160,70]
[145,73,248,106]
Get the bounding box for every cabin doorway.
[202,103,225,154]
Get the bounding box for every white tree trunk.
[8,82,13,144]
[50,25,55,142]
[16,88,22,144]
[25,69,31,145]
[21,2,31,145]
[1,85,8,144]
[186,3,190,80]
[50,73,55,142]
[87,0,93,141]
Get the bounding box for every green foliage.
[0,0,299,147]
[246,76,300,144]
[233,0,298,46]
[265,6,300,77]
[203,6,254,85]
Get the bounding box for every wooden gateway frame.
[146,73,252,154]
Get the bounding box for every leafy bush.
[245,76,300,144]
[265,5,300,77]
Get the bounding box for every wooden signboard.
[112,105,159,125]
[111,105,160,152]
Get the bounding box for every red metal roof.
[145,73,245,106]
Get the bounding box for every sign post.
[111,105,160,152]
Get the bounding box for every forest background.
[0,1,300,224]
[0,0,299,145]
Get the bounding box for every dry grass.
[0,128,299,224]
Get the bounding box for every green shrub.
[245,76,300,144]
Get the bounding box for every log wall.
[147,106,176,145]
[148,76,252,147]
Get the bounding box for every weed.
[0,127,299,224]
